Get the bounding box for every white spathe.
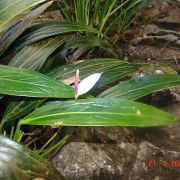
[76,72,102,98]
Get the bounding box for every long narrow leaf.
[65,36,108,50]
[2,59,136,126]
[0,135,64,179]
[64,35,116,58]
[15,21,99,49]
[99,74,180,100]
[0,37,65,101]
[0,65,74,98]
[50,58,136,87]
[19,98,177,127]
[66,46,90,62]
[8,37,65,71]
[0,0,47,30]
[74,0,90,25]
[0,1,52,57]
[96,64,136,89]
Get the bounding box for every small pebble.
[155,70,164,74]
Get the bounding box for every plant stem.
[41,127,74,157]
[41,134,71,157]
[38,127,62,154]
[13,122,23,143]
[0,118,6,133]
[10,126,15,139]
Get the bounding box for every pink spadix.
[74,69,102,99]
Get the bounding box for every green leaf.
[96,64,137,89]
[19,98,177,127]
[64,35,110,52]
[99,74,180,100]
[0,0,47,30]
[0,135,64,179]
[8,37,65,71]
[15,21,99,49]
[74,0,90,25]
[0,37,65,117]
[50,58,136,87]
[2,98,44,126]
[66,46,90,62]
[0,65,74,98]
[63,35,117,58]
[0,2,52,57]
[1,58,133,127]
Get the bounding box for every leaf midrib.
[22,111,170,122]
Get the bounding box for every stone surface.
[52,141,180,180]
[127,1,180,72]
[52,142,138,180]
[71,127,138,144]
[129,142,180,180]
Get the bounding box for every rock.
[157,3,180,25]
[176,40,180,46]
[71,127,138,144]
[170,88,180,102]
[52,141,180,180]
[127,1,180,72]
[52,142,138,180]
[129,141,180,180]
[137,63,177,75]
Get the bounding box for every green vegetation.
[0,0,179,179]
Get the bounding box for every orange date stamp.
[147,159,180,168]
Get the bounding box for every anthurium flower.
[74,69,102,99]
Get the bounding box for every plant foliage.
[0,0,179,178]
[0,135,64,179]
